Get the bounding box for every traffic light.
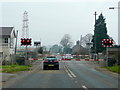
[102,39,113,47]
[21,38,26,46]
[26,38,32,45]
[21,38,32,46]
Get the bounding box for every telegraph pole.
[94,11,97,59]
[14,30,18,64]
[80,35,82,56]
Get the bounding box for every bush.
[107,58,116,67]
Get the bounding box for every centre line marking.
[67,68,76,78]
[64,63,76,78]
[64,66,73,79]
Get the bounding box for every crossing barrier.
[85,59,90,61]
[61,59,106,62]
[61,59,71,61]
[94,59,98,61]
[33,58,38,60]
[76,59,81,61]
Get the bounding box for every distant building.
[0,27,17,64]
[50,44,62,54]
[72,41,88,55]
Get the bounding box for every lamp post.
[109,6,120,45]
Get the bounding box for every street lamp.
[109,7,120,9]
[109,6,120,45]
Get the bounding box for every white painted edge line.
[82,85,87,89]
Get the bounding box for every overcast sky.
[0,0,118,47]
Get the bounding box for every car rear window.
[46,58,57,61]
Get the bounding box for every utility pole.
[80,35,82,56]
[94,11,97,59]
[14,30,18,64]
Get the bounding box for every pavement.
[0,59,119,84]
[86,61,119,79]
[0,59,43,84]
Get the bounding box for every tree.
[91,13,109,54]
[60,34,73,48]
[81,33,93,49]
[60,34,73,54]
[38,47,43,54]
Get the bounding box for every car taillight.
[54,60,58,62]
[44,61,48,62]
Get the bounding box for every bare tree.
[60,34,73,48]
[81,33,93,49]
[60,34,73,54]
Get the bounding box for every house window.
[4,38,8,43]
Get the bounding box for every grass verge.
[105,65,120,74]
[0,65,31,73]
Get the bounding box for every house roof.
[0,27,14,37]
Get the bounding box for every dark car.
[43,56,59,70]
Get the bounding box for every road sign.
[34,42,41,46]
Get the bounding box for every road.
[2,60,119,89]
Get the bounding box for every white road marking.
[82,85,87,89]
[67,71,73,78]
[64,66,73,79]
[67,67,76,78]
[64,63,76,79]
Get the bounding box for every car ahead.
[43,56,59,70]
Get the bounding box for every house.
[72,40,88,55]
[0,27,17,65]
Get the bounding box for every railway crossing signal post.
[21,11,32,65]
[102,39,114,66]
[21,38,32,65]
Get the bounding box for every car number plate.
[48,65,54,66]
